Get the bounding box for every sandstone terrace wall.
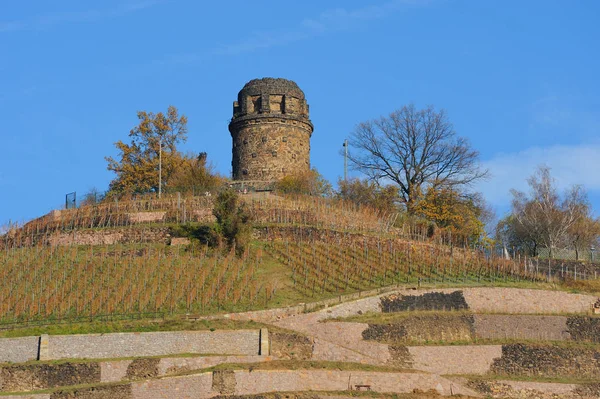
[225,287,597,326]
[474,314,572,341]
[0,355,269,393]
[48,329,261,360]
[45,226,172,246]
[0,336,40,363]
[33,372,600,399]
[9,370,479,399]
[0,330,261,363]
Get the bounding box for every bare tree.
[347,104,487,213]
[510,166,584,258]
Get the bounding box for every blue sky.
[1,0,599,225]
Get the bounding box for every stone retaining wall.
[474,314,571,341]
[567,316,600,342]
[233,287,597,326]
[0,336,40,363]
[491,343,600,378]
[1,355,269,392]
[231,370,477,397]
[0,330,261,363]
[46,227,172,246]
[1,370,480,398]
[408,345,502,375]
[48,330,259,360]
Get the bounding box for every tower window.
[252,153,257,158]
[243,138,248,144]
[272,151,277,157]
[242,169,248,175]
[282,136,287,142]
[262,136,267,143]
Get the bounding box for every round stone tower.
[228,77,314,181]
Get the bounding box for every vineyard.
[3,193,394,248]
[0,229,565,327]
[0,243,272,326]
[1,192,598,327]
[265,238,547,298]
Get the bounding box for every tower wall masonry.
[229,78,313,181]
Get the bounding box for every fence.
[536,247,598,262]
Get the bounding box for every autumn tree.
[414,186,490,243]
[275,169,332,197]
[167,152,224,194]
[106,106,188,196]
[347,104,487,214]
[336,178,399,214]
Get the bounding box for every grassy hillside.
[1,193,596,328]
[0,235,554,327]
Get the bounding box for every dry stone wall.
[0,363,100,392]
[567,316,600,342]
[381,291,470,312]
[46,227,172,246]
[362,314,475,343]
[491,343,600,379]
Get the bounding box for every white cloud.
[478,143,600,211]
[214,0,430,56]
[0,1,163,33]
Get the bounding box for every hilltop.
[0,191,599,398]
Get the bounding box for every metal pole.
[343,139,348,182]
[159,136,162,198]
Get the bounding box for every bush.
[213,189,252,256]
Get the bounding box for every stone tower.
[229,78,314,181]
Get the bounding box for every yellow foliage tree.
[105,106,187,196]
[415,186,486,243]
[167,152,225,194]
[275,169,332,197]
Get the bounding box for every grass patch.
[328,309,599,325]
[0,317,266,339]
[327,310,475,324]
[206,360,416,373]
